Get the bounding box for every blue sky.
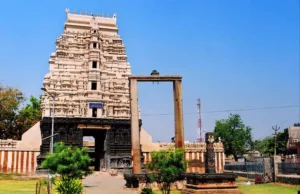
[0,0,299,142]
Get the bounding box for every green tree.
[253,128,289,155]
[253,137,274,155]
[0,84,42,140]
[41,142,93,194]
[214,114,252,161]
[16,95,42,137]
[146,148,186,194]
[277,128,289,154]
[253,138,268,154]
[0,85,25,139]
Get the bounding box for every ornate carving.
[185,142,206,152]
[37,117,142,170]
[42,11,132,119]
[213,137,224,152]
[159,143,174,148]
[205,132,216,174]
[208,134,214,143]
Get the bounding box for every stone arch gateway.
[128,75,184,174]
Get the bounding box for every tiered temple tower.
[42,9,132,119]
[38,9,142,171]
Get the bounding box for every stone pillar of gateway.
[142,138,225,174]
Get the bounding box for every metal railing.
[225,162,264,174]
[278,162,300,175]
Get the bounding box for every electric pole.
[272,125,280,156]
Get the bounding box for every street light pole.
[272,125,280,156]
[41,88,55,153]
[50,96,55,153]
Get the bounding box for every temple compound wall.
[0,122,40,175]
[38,9,141,171]
[142,140,225,173]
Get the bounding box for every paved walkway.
[83,172,139,194]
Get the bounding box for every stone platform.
[181,173,241,194]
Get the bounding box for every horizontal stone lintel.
[77,124,111,129]
[128,75,182,81]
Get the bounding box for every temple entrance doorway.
[37,117,132,173]
[82,129,107,171]
[129,74,184,174]
[82,136,95,168]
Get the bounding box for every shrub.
[141,187,154,194]
[41,142,93,179]
[55,178,83,194]
[41,142,93,194]
[146,148,186,194]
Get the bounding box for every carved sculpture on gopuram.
[37,9,143,172]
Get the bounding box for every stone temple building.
[38,9,142,171]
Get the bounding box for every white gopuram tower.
[42,9,132,119]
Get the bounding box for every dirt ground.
[82,172,139,194]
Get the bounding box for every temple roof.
[65,8,117,26]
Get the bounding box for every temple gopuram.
[38,9,141,171]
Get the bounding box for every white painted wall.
[17,122,41,150]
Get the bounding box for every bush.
[41,142,93,194]
[146,148,186,194]
[41,142,93,179]
[55,178,83,194]
[141,187,154,194]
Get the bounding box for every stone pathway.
[82,172,139,194]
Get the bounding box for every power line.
[139,104,299,117]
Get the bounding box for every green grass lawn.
[238,183,300,194]
[0,174,299,194]
[0,180,42,194]
[0,174,53,194]
[148,183,300,194]
[235,176,300,194]
[154,181,300,194]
